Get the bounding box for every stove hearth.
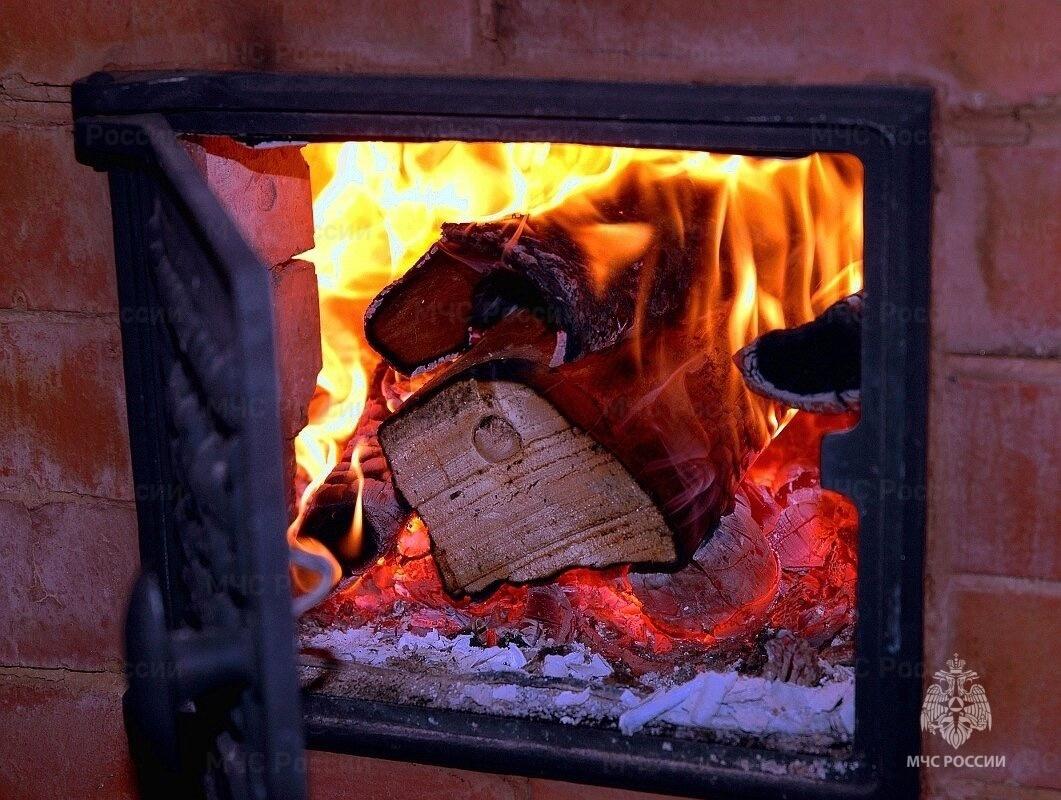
[288,140,864,756]
[74,72,930,800]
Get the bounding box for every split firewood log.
[735,293,862,413]
[376,311,675,595]
[363,218,640,374]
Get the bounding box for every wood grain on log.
[379,376,676,595]
[363,247,484,374]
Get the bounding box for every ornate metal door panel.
[77,115,306,800]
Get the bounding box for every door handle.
[124,572,254,771]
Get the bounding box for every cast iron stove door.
[77,115,306,800]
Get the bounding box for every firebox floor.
[297,623,854,757]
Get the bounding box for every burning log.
[381,376,677,595]
[364,214,698,374]
[377,311,679,595]
[735,293,862,414]
[299,364,410,567]
[363,244,486,375]
[628,487,780,640]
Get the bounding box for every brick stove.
[68,72,930,799]
[1,7,1058,800]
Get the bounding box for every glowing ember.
[304,410,859,674]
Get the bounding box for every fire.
[305,410,861,671]
[289,141,863,592]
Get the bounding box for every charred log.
[364,210,704,374]
[299,364,409,567]
[762,629,826,686]
[735,293,862,414]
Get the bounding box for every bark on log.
[735,293,862,413]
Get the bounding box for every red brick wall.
[1,3,1057,799]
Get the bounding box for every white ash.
[301,624,854,742]
[541,650,613,680]
[618,671,737,734]
[618,665,854,737]
[304,626,531,674]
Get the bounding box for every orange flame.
[291,141,863,592]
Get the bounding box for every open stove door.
[76,115,312,800]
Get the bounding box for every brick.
[272,258,322,516]
[930,356,1060,581]
[924,577,1061,790]
[493,1,1060,106]
[1023,104,1061,148]
[940,102,1061,150]
[272,259,322,440]
[0,316,133,499]
[183,136,314,268]
[530,777,680,800]
[0,127,118,313]
[0,668,135,800]
[307,751,525,800]
[307,753,685,800]
[3,1,1056,108]
[924,774,1061,800]
[934,145,1061,357]
[0,496,138,670]
[941,108,1036,149]
[0,0,477,88]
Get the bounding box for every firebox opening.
[275,139,863,755]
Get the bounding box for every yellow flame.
[347,439,366,559]
[291,141,863,587]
